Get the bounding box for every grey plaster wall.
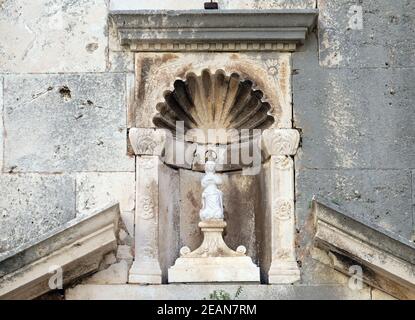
[293,0,415,284]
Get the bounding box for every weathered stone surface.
[0,77,3,171]
[158,163,180,283]
[110,0,316,10]
[169,220,260,283]
[3,74,134,172]
[0,0,107,73]
[76,172,135,236]
[0,203,119,299]
[107,51,134,73]
[318,0,415,68]
[413,170,415,241]
[103,253,117,267]
[179,170,260,263]
[313,198,415,300]
[0,174,75,253]
[110,10,317,51]
[84,260,128,285]
[371,289,397,300]
[134,52,292,129]
[294,35,415,169]
[116,245,133,261]
[296,169,413,240]
[65,283,371,300]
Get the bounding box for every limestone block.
[296,169,413,240]
[371,289,397,300]
[65,283,371,300]
[158,163,180,283]
[3,74,134,172]
[118,229,133,246]
[293,37,415,169]
[133,52,292,129]
[169,220,260,283]
[318,0,415,68]
[110,0,316,10]
[0,77,3,171]
[0,174,75,253]
[76,172,135,236]
[107,51,135,73]
[129,156,162,284]
[0,0,107,73]
[0,203,119,299]
[116,245,133,261]
[84,260,128,285]
[103,253,117,266]
[313,198,415,300]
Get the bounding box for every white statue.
[199,159,224,221]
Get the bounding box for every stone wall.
[293,0,415,284]
[0,0,414,298]
[0,0,136,252]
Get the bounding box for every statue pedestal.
[168,219,260,283]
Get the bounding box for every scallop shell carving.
[153,69,274,143]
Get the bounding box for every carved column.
[262,129,301,283]
[128,128,166,284]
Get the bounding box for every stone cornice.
[109,9,318,52]
[0,203,119,299]
[312,197,415,300]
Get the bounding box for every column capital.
[262,128,300,156]
[129,127,167,156]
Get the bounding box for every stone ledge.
[312,196,415,300]
[0,203,120,300]
[65,283,370,300]
[109,9,318,51]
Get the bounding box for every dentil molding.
[109,9,318,52]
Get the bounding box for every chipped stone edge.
[312,196,415,300]
[0,202,119,300]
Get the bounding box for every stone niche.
[110,8,318,284]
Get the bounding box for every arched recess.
[153,69,275,144]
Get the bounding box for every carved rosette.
[262,128,300,156]
[273,198,294,221]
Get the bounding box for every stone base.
[268,260,301,284]
[168,256,260,283]
[128,260,162,284]
[168,219,260,283]
[65,284,371,300]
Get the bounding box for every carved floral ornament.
[273,198,294,221]
[262,128,300,156]
[129,128,166,156]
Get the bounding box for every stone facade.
[0,0,414,300]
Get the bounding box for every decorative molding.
[274,155,293,170]
[153,69,274,144]
[130,42,297,52]
[129,128,166,156]
[139,196,155,220]
[109,9,318,52]
[262,128,300,156]
[273,198,293,221]
[312,196,415,300]
[0,203,119,299]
